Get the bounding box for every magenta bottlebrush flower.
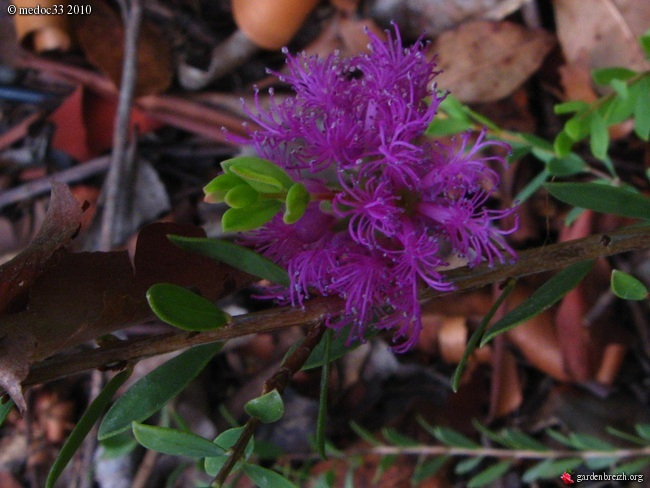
[237,25,518,351]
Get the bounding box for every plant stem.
[21,225,650,388]
[212,322,326,486]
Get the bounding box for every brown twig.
[0,156,111,210]
[212,322,326,487]
[98,0,142,251]
[20,224,650,389]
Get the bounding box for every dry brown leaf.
[554,0,650,72]
[0,185,253,410]
[73,0,172,97]
[432,21,555,103]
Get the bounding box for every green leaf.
[316,329,332,458]
[169,235,290,286]
[243,464,298,488]
[147,284,230,331]
[428,426,480,449]
[569,432,614,450]
[426,118,474,136]
[545,182,650,220]
[481,260,594,345]
[641,29,650,59]
[599,93,636,125]
[547,154,587,177]
[634,78,650,140]
[46,369,131,488]
[605,425,646,445]
[467,461,512,488]
[437,94,471,120]
[553,130,574,157]
[222,200,284,232]
[500,429,547,451]
[585,456,617,470]
[611,79,629,99]
[382,427,418,447]
[0,399,13,427]
[203,173,246,203]
[132,422,226,458]
[244,390,285,423]
[98,343,221,440]
[411,456,449,483]
[302,324,379,370]
[455,456,484,475]
[611,270,648,300]
[590,113,609,160]
[522,458,582,483]
[592,67,637,85]
[564,116,589,142]
[350,421,380,446]
[617,457,650,474]
[554,100,589,115]
[204,427,254,476]
[452,279,516,391]
[636,423,650,440]
[100,431,138,459]
[225,184,260,208]
[222,156,294,191]
[284,183,310,224]
[545,429,574,448]
[514,168,549,202]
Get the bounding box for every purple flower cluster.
[236,26,517,351]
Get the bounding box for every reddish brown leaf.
[73,0,172,97]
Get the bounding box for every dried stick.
[21,224,650,388]
[98,0,142,251]
[212,322,326,487]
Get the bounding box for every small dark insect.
[600,234,612,247]
[345,67,364,80]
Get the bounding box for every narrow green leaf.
[599,91,636,124]
[641,29,650,59]
[0,399,13,427]
[521,132,555,151]
[221,156,294,191]
[467,461,512,488]
[46,370,131,488]
[522,457,582,483]
[611,270,648,300]
[132,422,226,458]
[585,456,617,469]
[500,429,548,451]
[147,284,230,331]
[98,343,221,440]
[564,116,587,142]
[611,79,629,99]
[452,278,516,391]
[554,100,589,115]
[243,464,298,488]
[437,94,471,120]
[545,429,575,448]
[481,260,594,345]
[204,427,254,476]
[605,425,646,445]
[222,200,283,232]
[169,235,290,286]
[616,457,650,474]
[428,426,480,449]
[547,154,587,177]
[592,67,637,85]
[425,118,474,136]
[590,113,609,160]
[382,427,418,447]
[284,183,310,224]
[350,421,381,446]
[569,432,614,450]
[455,456,484,475]
[316,329,332,458]
[100,431,138,459]
[375,455,397,484]
[411,456,449,483]
[636,423,650,440]
[244,390,285,423]
[302,325,379,370]
[545,182,650,220]
[634,79,650,140]
[225,184,260,208]
[203,173,245,203]
[514,168,549,202]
